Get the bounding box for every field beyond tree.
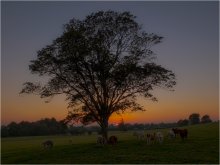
[1,122,219,164]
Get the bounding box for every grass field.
[1,122,219,164]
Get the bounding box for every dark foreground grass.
[1,122,219,164]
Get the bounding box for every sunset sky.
[1,1,219,125]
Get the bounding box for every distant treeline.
[1,113,213,137]
[1,118,67,137]
[1,119,178,137]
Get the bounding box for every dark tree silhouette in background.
[177,119,189,126]
[1,118,67,137]
[189,113,200,125]
[201,115,212,123]
[20,11,176,140]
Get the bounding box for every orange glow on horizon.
[1,89,219,125]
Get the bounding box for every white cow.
[167,129,175,139]
[96,136,107,145]
[156,132,164,144]
[133,131,145,141]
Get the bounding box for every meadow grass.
[1,122,219,164]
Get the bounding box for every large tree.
[189,113,200,125]
[21,11,176,140]
[201,115,212,123]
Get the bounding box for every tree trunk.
[100,118,109,143]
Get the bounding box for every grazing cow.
[42,140,53,149]
[146,133,156,145]
[151,133,156,142]
[108,136,118,145]
[97,136,107,145]
[167,129,175,139]
[146,134,151,145]
[156,132,164,144]
[133,131,145,141]
[172,128,188,140]
[179,129,188,140]
[172,128,180,137]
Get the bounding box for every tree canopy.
[21,11,176,139]
[201,115,212,123]
[189,113,200,125]
[1,118,67,137]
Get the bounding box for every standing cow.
[108,136,118,145]
[156,132,164,144]
[172,128,188,140]
[97,136,107,145]
[167,129,175,139]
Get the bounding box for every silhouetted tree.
[201,115,212,123]
[189,113,200,125]
[7,122,20,136]
[1,118,67,137]
[177,119,189,126]
[20,11,176,141]
[1,125,9,137]
[19,121,32,136]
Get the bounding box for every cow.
[179,129,188,140]
[97,136,107,145]
[42,140,53,149]
[146,133,156,145]
[172,128,180,137]
[167,129,175,139]
[156,132,164,144]
[108,135,118,145]
[172,128,188,140]
[133,131,145,141]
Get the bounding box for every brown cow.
[108,136,118,145]
[146,133,156,145]
[172,128,188,140]
[172,128,180,137]
[42,140,53,149]
[179,129,188,140]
